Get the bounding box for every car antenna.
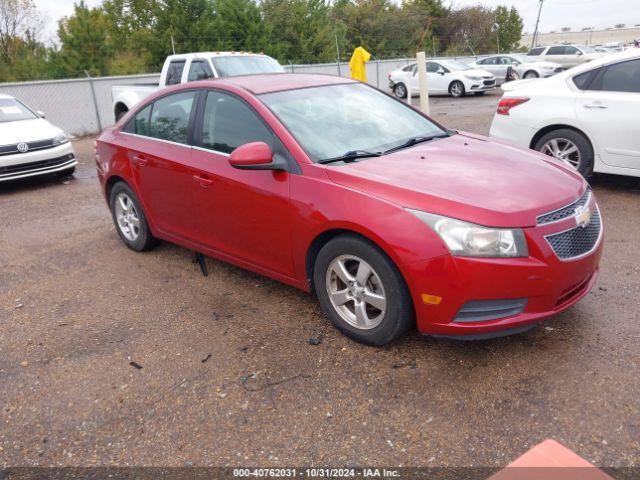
[193,251,209,277]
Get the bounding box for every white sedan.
[469,54,563,84]
[388,59,495,98]
[0,94,76,183]
[490,49,640,178]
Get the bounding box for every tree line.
[0,0,524,82]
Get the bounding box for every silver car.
[470,54,563,84]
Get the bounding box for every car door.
[545,46,568,67]
[481,57,504,80]
[562,46,583,68]
[124,90,201,239]
[575,58,640,170]
[426,62,448,93]
[189,90,295,276]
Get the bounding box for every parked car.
[490,49,640,178]
[111,52,284,121]
[469,54,563,84]
[526,44,603,68]
[0,94,76,183]
[96,74,601,346]
[388,59,495,98]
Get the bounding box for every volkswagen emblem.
[17,142,29,153]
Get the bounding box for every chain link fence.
[0,56,483,137]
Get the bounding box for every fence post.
[337,61,341,77]
[376,59,380,88]
[289,61,294,73]
[84,71,102,132]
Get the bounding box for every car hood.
[325,132,585,228]
[459,68,494,78]
[0,118,62,144]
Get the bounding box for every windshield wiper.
[383,131,453,155]
[318,150,382,165]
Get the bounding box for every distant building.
[521,25,640,47]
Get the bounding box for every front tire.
[313,235,414,346]
[524,70,539,79]
[449,80,465,97]
[534,129,594,177]
[393,83,408,99]
[109,181,158,251]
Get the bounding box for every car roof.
[199,73,356,95]
[166,52,273,61]
[0,93,14,100]
[558,47,639,77]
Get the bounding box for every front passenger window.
[149,91,197,144]
[201,91,276,154]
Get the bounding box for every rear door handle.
[192,175,213,188]
[132,154,148,166]
[584,103,607,109]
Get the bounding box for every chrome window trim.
[537,189,592,226]
[544,206,603,262]
[120,131,231,157]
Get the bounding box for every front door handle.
[584,103,607,109]
[192,175,213,188]
[132,154,148,166]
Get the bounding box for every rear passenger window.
[573,68,600,90]
[600,59,640,93]
[149,91,197,144]
[134,105,151,135]
[201,91,275,154]
[547,46,565,55]
[528,47,545,56]
[166,60,186,86]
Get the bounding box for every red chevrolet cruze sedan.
[95,73,603,345]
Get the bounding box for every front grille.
[0,138,55,156]
[546,208,601,260]
[537,188,591,225]
[483,79,495,86]
[0,154,74,177]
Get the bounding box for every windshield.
[211,56,285,77]
[0,97,37,123]
[260,83,445,163]
[440,60,472,71]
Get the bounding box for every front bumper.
[0,142,76,182]
[404,200,603,338]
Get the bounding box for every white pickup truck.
[111,52,285,121]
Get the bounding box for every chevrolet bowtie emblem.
[575,204,591,228]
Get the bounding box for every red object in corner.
[489,439,613,480]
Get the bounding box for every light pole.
[531,0,544,48]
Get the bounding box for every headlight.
[53,133,69,145]
[407,210,529,258]
[464,75,482,81]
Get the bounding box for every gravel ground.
[1,88,639,469]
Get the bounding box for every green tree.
[215,0,267,52]
[56,1,113,76]
[494,5,523,52]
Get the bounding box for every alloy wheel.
[395,84,407,98]
[325,255,387,330]
[114,192,141,241]
[450,82,463,97]
[541,138,581,169]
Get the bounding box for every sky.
[34,0,640,42]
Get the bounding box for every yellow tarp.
[349,46,371,82]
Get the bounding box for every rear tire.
[393,83,408,99]
[313,235,414,346]
[449,80,465,97]
[534,128,594,178]
[109,181,159,251]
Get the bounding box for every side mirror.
[576,51,583,55]
[437,68,445,75]
[36,110,45,118]
[228,142,287,171]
